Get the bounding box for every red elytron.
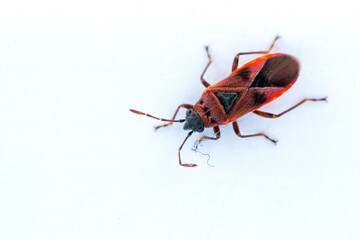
[130,36,326,167]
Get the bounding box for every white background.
[1,0,359,239]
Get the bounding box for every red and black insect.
[130,36,326,167]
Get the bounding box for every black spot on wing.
[233,67,251,82]
[250,55,299,88]
[253,92,267,105]
[215,92,238,114]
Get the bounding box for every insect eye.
[197,126,204,133]
[186,109,192,116]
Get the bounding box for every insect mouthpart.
[183,110,204,132]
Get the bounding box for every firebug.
[130,36,327,167]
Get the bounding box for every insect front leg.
[232,121,277,144]
[232,35,280,71]
[154,104,193,131]
[194,126,221,150]
[200,46,212,88]
[252,97,327,119]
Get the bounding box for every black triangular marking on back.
[250,55,299,88]
[214,92,238,114]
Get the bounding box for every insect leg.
[232,121,277,144]
[200,46,212,88]
[232,35,280,71]
[194,126,221,150]
[178,131,197,167]
[154,104,193,131]
[252,97,327,118]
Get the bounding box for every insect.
[130,36,326,167]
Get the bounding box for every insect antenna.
[129,109,185,123]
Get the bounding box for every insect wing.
[209,54,300,121]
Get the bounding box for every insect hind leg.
[232,35,280,71]
[252,97,327,119]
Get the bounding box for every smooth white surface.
[1,0,359,239]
